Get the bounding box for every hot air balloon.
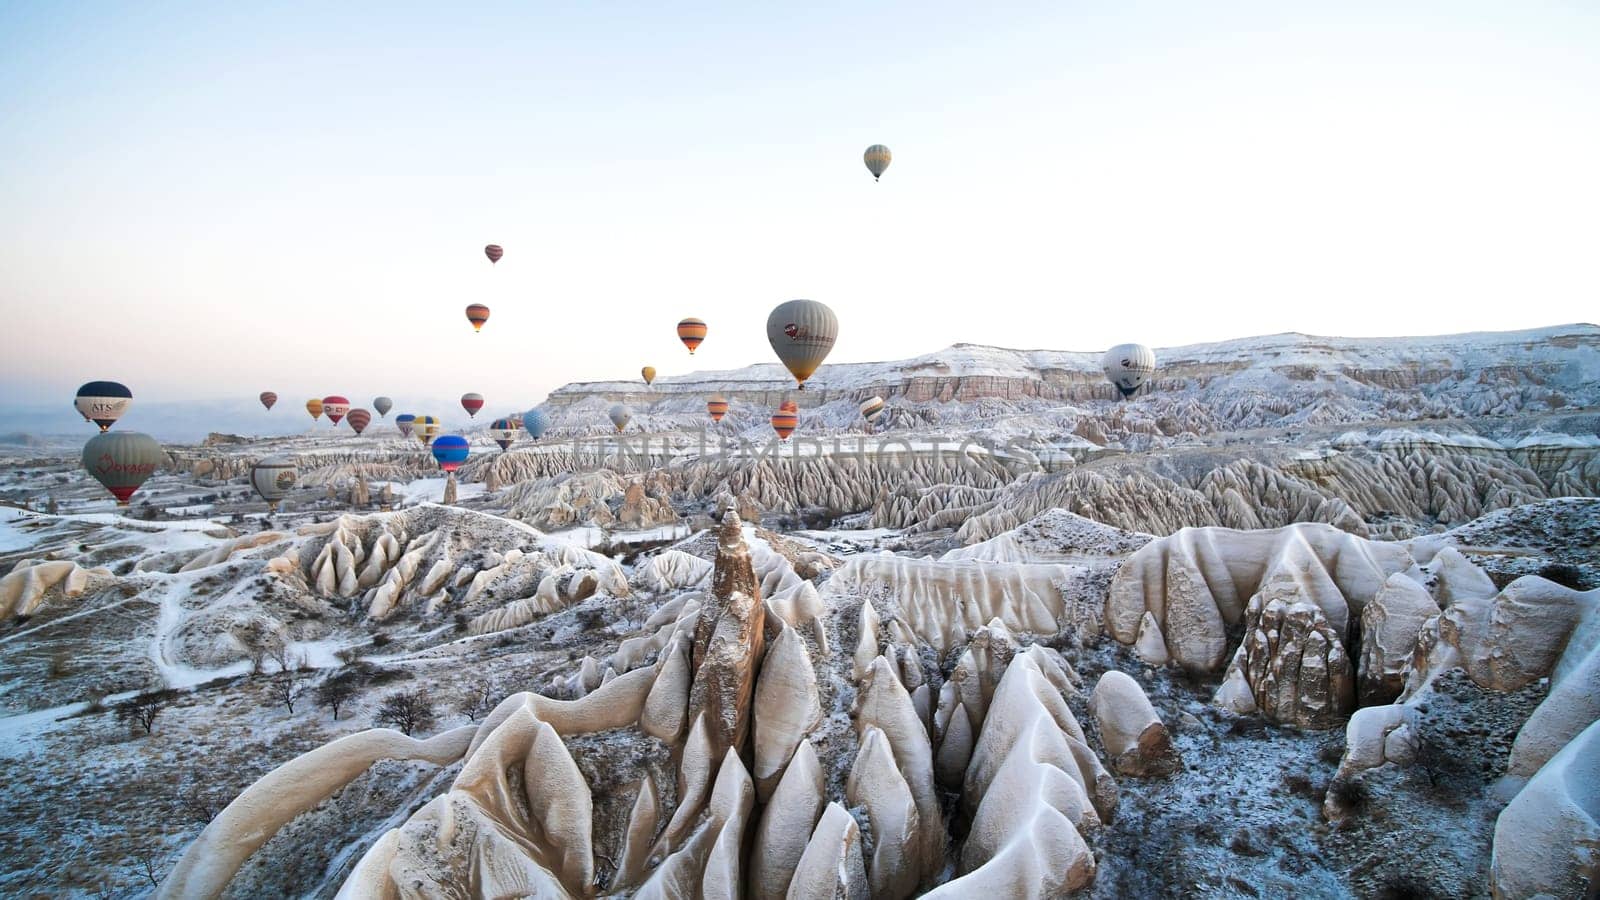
[431,434,470,472]
[641,366,656,386]
[414,415,441,447]
[707,394,729,423]
[1101,344,1158,399]
[395,414,417,438]
[306,398,324,421]
[82,431,163,506]
[859,396,886,429]
[346,408,372,435]
[75,381,132,431]
[771,402,799,441]
[322,395,350,425]
[608,404,632,433]
[465,304,490,333]
[250,455,297,512]
[461,393,485,417]
[677,318,707,354]
[485,244,503,264]
[766,299,838,389]
[864,144,892,181]
[490,417,518,451]
[259,391,278,411]
[523,408,550,440]
[374,396,393,418]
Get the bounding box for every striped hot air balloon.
[414,415,441,447]
[1101,344,1158,399]
[864,144,892,181]
[766,299,838,389]
[82,431,163,506]
[345,408,372,435]
[771,403,799,441]
[322,395,350,425]
[641,366,656,386]
[250,455,297,512]
[523,408,550,440]
[431,434,470,472]
[75,381,132,431]
[395,413,416,438]
[706,394,729,423]
[373,396,393,418]
[259,391,278,411]
[484,244,503,264]
[465,304,490,332]
[305,398,324,421]
[461,393,485,417]
[490,417,518,451]
[859,396,885,423]
[677,318,707,354]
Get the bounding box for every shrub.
[1329,775,1369,811]
[116,689,177,735]
[374,689,436,736]
[316,675,360,720]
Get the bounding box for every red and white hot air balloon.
[321,396,351,426]
[461,393,485,417]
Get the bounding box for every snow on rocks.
[0,558,109,618]
[1489,717,1600,900]
[1089,670,1181,776]
[1214,591,1356,729]
[1358,573,1440,705]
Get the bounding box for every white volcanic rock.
[1440,574,1593,691]
[639,549,712,592]
[1508,594,1600,777]
[640,634,691,742]
[1089,671,1181,776]
[752,622,822,797]
[1107,523,1415,671]
[847,726,926,899]
[1489,717,1600,900]
[750,741,827,898]
[1215,592,1355,729]
[786,802,870,900]
[1358,573,1440,705]
[1132,611,1170,665]
[855,656,945,890]
[177,531,287,572]
[0,559,109,618]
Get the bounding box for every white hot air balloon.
[1101,343,1157,399]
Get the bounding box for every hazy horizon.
[4,1,1597,420]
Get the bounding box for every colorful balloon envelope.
[677,318,707,354]
[1101,344,1158,399]
[250,455,297,511]
[82,431,163,506]
[259,391,278,411]
[465,304,490,332]
[414,415,441,447]
[322,395,351,425]
[766,299,838,389]
[75,381,132,431]
[373,396,393,418]
[461,392,485,417]
[431,434,470,472]
[707,394,729,423]
[306,398,324,421]
[490,417,518,451]
[608,404,632,433]
[523,408,550,440]
[864,144,892,180]
[771,406,799,441]
[395,413,417,438]
[641,366,656,386]
[859,396,885,422]
[345,408,372,435]
[484,244,503,264]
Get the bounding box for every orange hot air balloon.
[641,366,656,386]
[484,244,503,264]
[707,394,729,422]
[677,318,707,354]
[306,398,324,421]
[465,304,490,332]
[771,403,798,441]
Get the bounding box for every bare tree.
[177,776,218,824]
[457,678,497,722]
[117,689,175,735]
[316,674,360,720]
[127,850,165,888]
[269,670,309,714]
[374,689,436,736]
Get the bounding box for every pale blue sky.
[2,1,1597,427]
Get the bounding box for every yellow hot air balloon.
[306,398,324,421]
[766,299,839,389]
[641,366,656,386]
